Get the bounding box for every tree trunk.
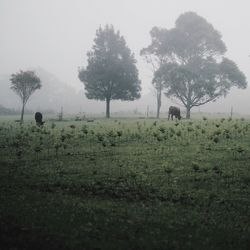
[156,89,161,119]
[106,98,110,118]
[186,83,192,119]
[186,106,191,119]
[20,102,25,123]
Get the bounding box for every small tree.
[79,25,141,118]
[141,28,166,119]
[10,70,41,122]
[141,55,164,119]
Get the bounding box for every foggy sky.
[0,0,250,115]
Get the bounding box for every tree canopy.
[79,25,141,118]
[142,12,247,118]
[10,70,41,122]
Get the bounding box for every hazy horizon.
[1,0,249,115]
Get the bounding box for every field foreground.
[0,118,250,249]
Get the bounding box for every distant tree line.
[0,105,29,115]
[0,104,57,116]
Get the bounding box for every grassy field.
[0,117,250,249]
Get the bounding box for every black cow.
[168,106,181,120]
[35,112,44,126]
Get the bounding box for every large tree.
[78,25,141,118]
[10,70,41,123]
[143,12,247,118]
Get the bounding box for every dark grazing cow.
[168,106,181,120]
[35,112,44,126]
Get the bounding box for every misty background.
[0,0,249,116]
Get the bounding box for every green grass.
[0,118,250,249]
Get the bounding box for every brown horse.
[168,106,181,120]
[35,112,44,126]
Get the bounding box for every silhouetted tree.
[141,29,165,119]
[79,25,141,118]
[142,12,247,118]
[10,70,41,122]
